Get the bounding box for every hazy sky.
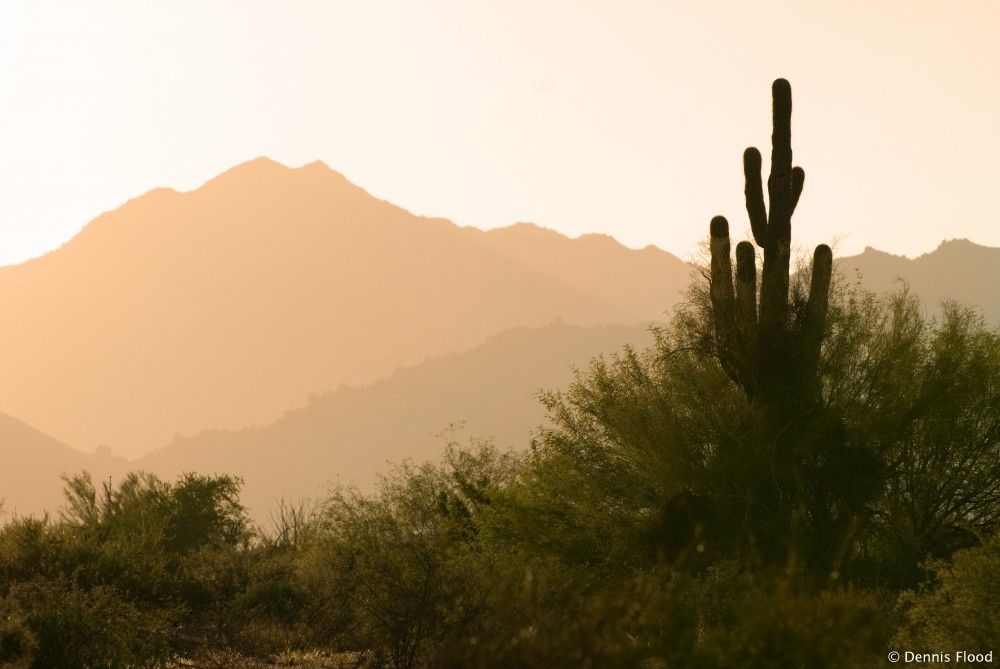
[1,1,998,267]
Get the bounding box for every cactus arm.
[744,148,768,245]
[791,166,805,215]
[709,79,829,406]
[710,216,742,386]
[735,242,758,337]
[806,245,833,321]
[802,244,833,372]
[709,216,735,304]
[735,241,759,397]
[702,79,849,569]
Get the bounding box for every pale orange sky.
[1,1,998,267]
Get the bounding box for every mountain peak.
[199,157,348,190]
[931,238,978,253]
[912,238,995,265]
[859,245,897,255]
[0,158,689,457]
[487,222,565,239]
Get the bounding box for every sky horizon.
[2,1,999,268]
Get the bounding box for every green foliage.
[0,471,255,665]
[308,439,521,669]
[701,580,894,669]
[883,307,1000,561]
[0,592,35,669]
[434,560,708,669]
[894,533,1000,652]
[60,470,248,556]
[2,576,171,669]
[491,339,746,578]
[509,272,1000,586]
[432,556,893,669]
[0,516,70,586]
[165,472,248,554]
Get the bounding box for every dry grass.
[168,649,364,669]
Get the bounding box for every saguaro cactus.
[709,79,832,404]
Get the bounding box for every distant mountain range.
[0,158,689,458]
[134,321,654,519]
[1,157,998,522]
[834,240,1000,323]
[2,321,653,521]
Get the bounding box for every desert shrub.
[855,303,1000,587]
[0,592,35,669]
[5,576,172,669]
[429,558,703,669]
[179,540,317,656]
[58,471,250,607]
[0,471,257,663]
[703,579,895,669]
[310,440,521,669]
[495,284,1000,591]
[894,532,1000,653]
[0,516,72,587]
[431,554,892,669]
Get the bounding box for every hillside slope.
[134,321,655,519]
[0,158,689,457]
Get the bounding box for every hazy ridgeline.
[2,80,1000,667]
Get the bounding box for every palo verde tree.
[706,79,880,572]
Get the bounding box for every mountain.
[2,153,997,508]
[0,411,127,520]
[133,320,655,521]
[1,320,653,522]
[835,239,1000,322]
[466,222,688,325]
[0,158,690,457]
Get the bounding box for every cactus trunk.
[708,79,831,405]
[705,79,841,567]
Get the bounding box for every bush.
[4,576,171,669]
[495,283,1000,590]
[0,471,256,664]
[0,593,35,669]
[0,516,71,587]
[894,533,1000,654]
[309,439,521,669]
[704,580,894,669]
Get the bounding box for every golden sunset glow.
[2,5,1000,665]
[2,1,999,267]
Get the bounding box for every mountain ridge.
[835,237,1000,322]
[1,321,655,521]
[0,158,690,457]
[0,156,998,520]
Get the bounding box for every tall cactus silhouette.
[709,79,832,404]
[702,79,859,570]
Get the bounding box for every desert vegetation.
[2,80,999,667]
[2,280,998,668]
